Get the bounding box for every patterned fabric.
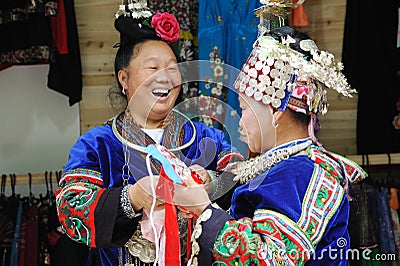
[213,218,265,265]
[297,160,344,245]
[56,111,242,265]
[196,0,262,154]
[0,45,53,65]
[0,0,57,24]
[368,188,397,255]
[0,0,55,64]
[199,140,367,265]
[56,168,104,247]
[253,210,314,264]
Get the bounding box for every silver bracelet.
[207,170,220,198]
[120,185,141,219]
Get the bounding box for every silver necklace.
[112,109,197,154]
[232,140,313,184]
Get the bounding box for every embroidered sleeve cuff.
[188,203,232,266]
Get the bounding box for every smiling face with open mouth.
[118,40,182,128]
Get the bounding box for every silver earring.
[272,120,278,128]
[122,88,126,95]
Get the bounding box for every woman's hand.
[128,175,164,212]
[189,164,211,184]
[127,169,211,217]
[189,164,214,194]
[173,170,211,217]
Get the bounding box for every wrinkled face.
[238,95,275,153]
[120,40,182,124]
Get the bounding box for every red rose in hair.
[151,12,180,43]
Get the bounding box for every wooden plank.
[75,3,115,31]
[83,74,115,86]
[299,0,346,57]
[75,0,115,7]
[79,85,121,133]
[81,54,115,75]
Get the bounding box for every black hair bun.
[268,26,296,40]
[114,15,160,44]
[267,26,313,59]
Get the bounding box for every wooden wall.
[75,0,358,155]
[299,0,358,155]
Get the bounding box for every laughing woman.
[55,2,242,265]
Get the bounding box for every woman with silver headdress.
[175,25,368,265]
[54,1,243,265]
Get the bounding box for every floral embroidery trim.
[0,45,52,64]
[307,145,367,185]
[253,209,314,258]
[298,162,344,245]
[213,218,265,265]
[59,168,103,186]
[56,168,105,247]
[216,151,244,171]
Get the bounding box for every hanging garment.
[389,187,400,259]
[0,0,56,66]
[47,0,82,106]
[342,0,400,154]
[197,0,262,155]
[390,208,400,259]
[0,175,13,266]
[348,184,379,250]
[9,200,23,266]
[18,214,26,266]
[347,184,382,266]
[23,197,39,266]
[290,4,308,27]
[49,234,89,266]
[367,187,397,255]
[0,0,82,106]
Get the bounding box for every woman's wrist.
[120,185,142,219]
[128,183,143,212]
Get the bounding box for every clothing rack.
[345,153,400,189]
[2,171,62,186]
[345,153,400,166]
